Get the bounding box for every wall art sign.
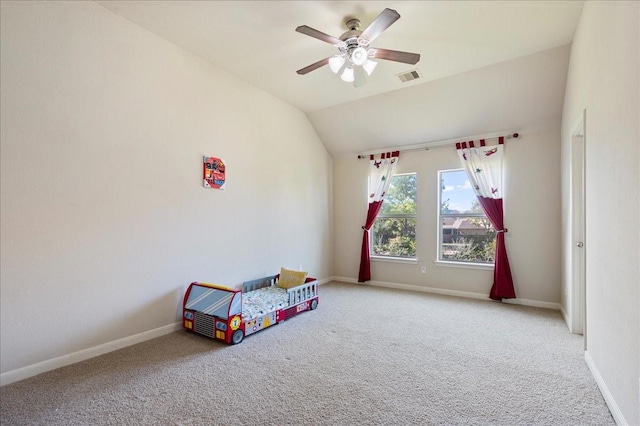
[203,156,226,189]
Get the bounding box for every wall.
[561,1,639,424]
[0,1,332,380]
[333,127,561,306]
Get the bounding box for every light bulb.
[328,55,345,74]
[340,66,354,82]
[351,47,368,66]
[363,59,377,76]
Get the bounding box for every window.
[438,169,495,264]
[372,173,416,258]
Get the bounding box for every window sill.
[435,260,494,271]
[371,256,418,265]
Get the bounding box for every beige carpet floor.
[0,282,614,425]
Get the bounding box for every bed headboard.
[242,275,278,293]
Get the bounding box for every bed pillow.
[277,268,308,289]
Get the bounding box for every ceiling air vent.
[397,69,422,83]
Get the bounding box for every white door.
[570,111,586,343]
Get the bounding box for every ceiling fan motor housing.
[339,28,369,63]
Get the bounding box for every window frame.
[370,172,417,261]
[436,168,495,268]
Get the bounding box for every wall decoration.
[203,156,226,189]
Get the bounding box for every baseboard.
[2,279,336,387]
[560,306,571,330]
[1,322,182,387]
[331,276,561,310]
[502,297,561,311]
[318,276,336,285]
[584,351,627,425]
[3,278,558,387]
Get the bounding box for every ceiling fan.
[295,8,420,87]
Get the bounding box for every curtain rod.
[356,131,521,159]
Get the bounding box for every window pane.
[440,216,496,263]
[380,174,416,215]
[373,173,417,258]
[372,217,416,258]
[440,169,479,214]
[439,170,495,264]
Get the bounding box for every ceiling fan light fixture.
[362,59,378,75]
[362,59,377,76]
[340,66,355,82]
[328,55,346,74]
[351,46,368,66]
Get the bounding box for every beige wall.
[0,1,332,377]
[561,1,639,424]
[334,127,561,305]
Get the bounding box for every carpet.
[0,282,614,425]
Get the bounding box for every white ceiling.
[97,1,584,157]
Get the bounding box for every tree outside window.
[372,173,417,258]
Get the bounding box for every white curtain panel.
[368,156,399,203]
[456,144,504,199]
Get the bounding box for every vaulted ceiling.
[97,1,584,157]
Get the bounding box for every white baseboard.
[317,276,335,285]
[2,278,335,387]
[584,351,627,426]
[1,278,560,387]
[1,322,182,387]
[560,306,575,333]
[331,276,561,310]
[502,297,561,311]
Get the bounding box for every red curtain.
[477,197,516,300]
[358,200,383,282]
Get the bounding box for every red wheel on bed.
[310,299,318,310]
[231,329,244,345]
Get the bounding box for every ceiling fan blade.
[295,25,342,46]
[371,48,420,65]
[353,66,366,88]
[359,8,401,44]
[296,57,331,75]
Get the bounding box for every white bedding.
[241,286,289,320]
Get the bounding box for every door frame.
[569,110,586,344]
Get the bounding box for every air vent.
[397,69,422,83]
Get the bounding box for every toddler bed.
[182,268,318,344]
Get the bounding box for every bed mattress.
[241,286,289,320]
